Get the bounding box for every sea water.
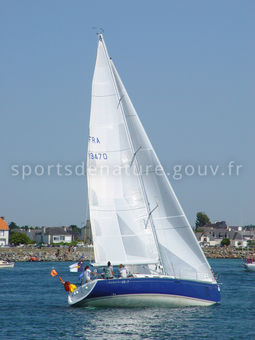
[0,259,254,339]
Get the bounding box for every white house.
[196,229,249,248]
[0,217,9,246]
[197,232,222,247]
[37,227,72,244]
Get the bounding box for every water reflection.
[64,306,217,339]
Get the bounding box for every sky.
[0,0,254,227]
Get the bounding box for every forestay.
[87,35,215,283]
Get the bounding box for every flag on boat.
[69,254,85,272]
[69,260,84,273]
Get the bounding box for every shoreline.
[0,246,94,262]
[202,246,250,259]
[0,245,253,262]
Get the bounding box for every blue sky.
[0,0,254,227]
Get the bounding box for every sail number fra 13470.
[88,152,108,160]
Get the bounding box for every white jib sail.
[88,35,216,283]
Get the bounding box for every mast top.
[96,27,104,40]
[98,33,103,41]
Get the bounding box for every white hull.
[243,263,255,271]
[0,261,14,268]
[76,294,216,308]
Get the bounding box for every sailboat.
[0,260,14,269]
[68,34,221,307]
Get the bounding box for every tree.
[195,212,211,229]
[9,222,19,230]
[10,232,31,245]
[221,238,230,247]
[69,225,80,232]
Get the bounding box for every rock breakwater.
[203,246,251,259]
[0,246,94,262]
[0,245,252,263]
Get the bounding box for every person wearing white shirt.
[119,264,127,278]
[84,265,92,283]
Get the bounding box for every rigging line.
[130,146,142,167]
[144,203,159,229]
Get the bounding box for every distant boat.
[243,257,255,271]
[29,257,39,262]
[0,260,14,268]
[68,34,221,307]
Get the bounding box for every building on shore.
[0,217,9,246]
[36,227,73,244]
[26,226,82,244]
[196,222,255,248]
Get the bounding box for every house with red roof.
[0,217,10,246]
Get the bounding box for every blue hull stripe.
[84,278,220,304]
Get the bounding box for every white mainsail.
[87,35,159,266]
[87,35,215,283]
